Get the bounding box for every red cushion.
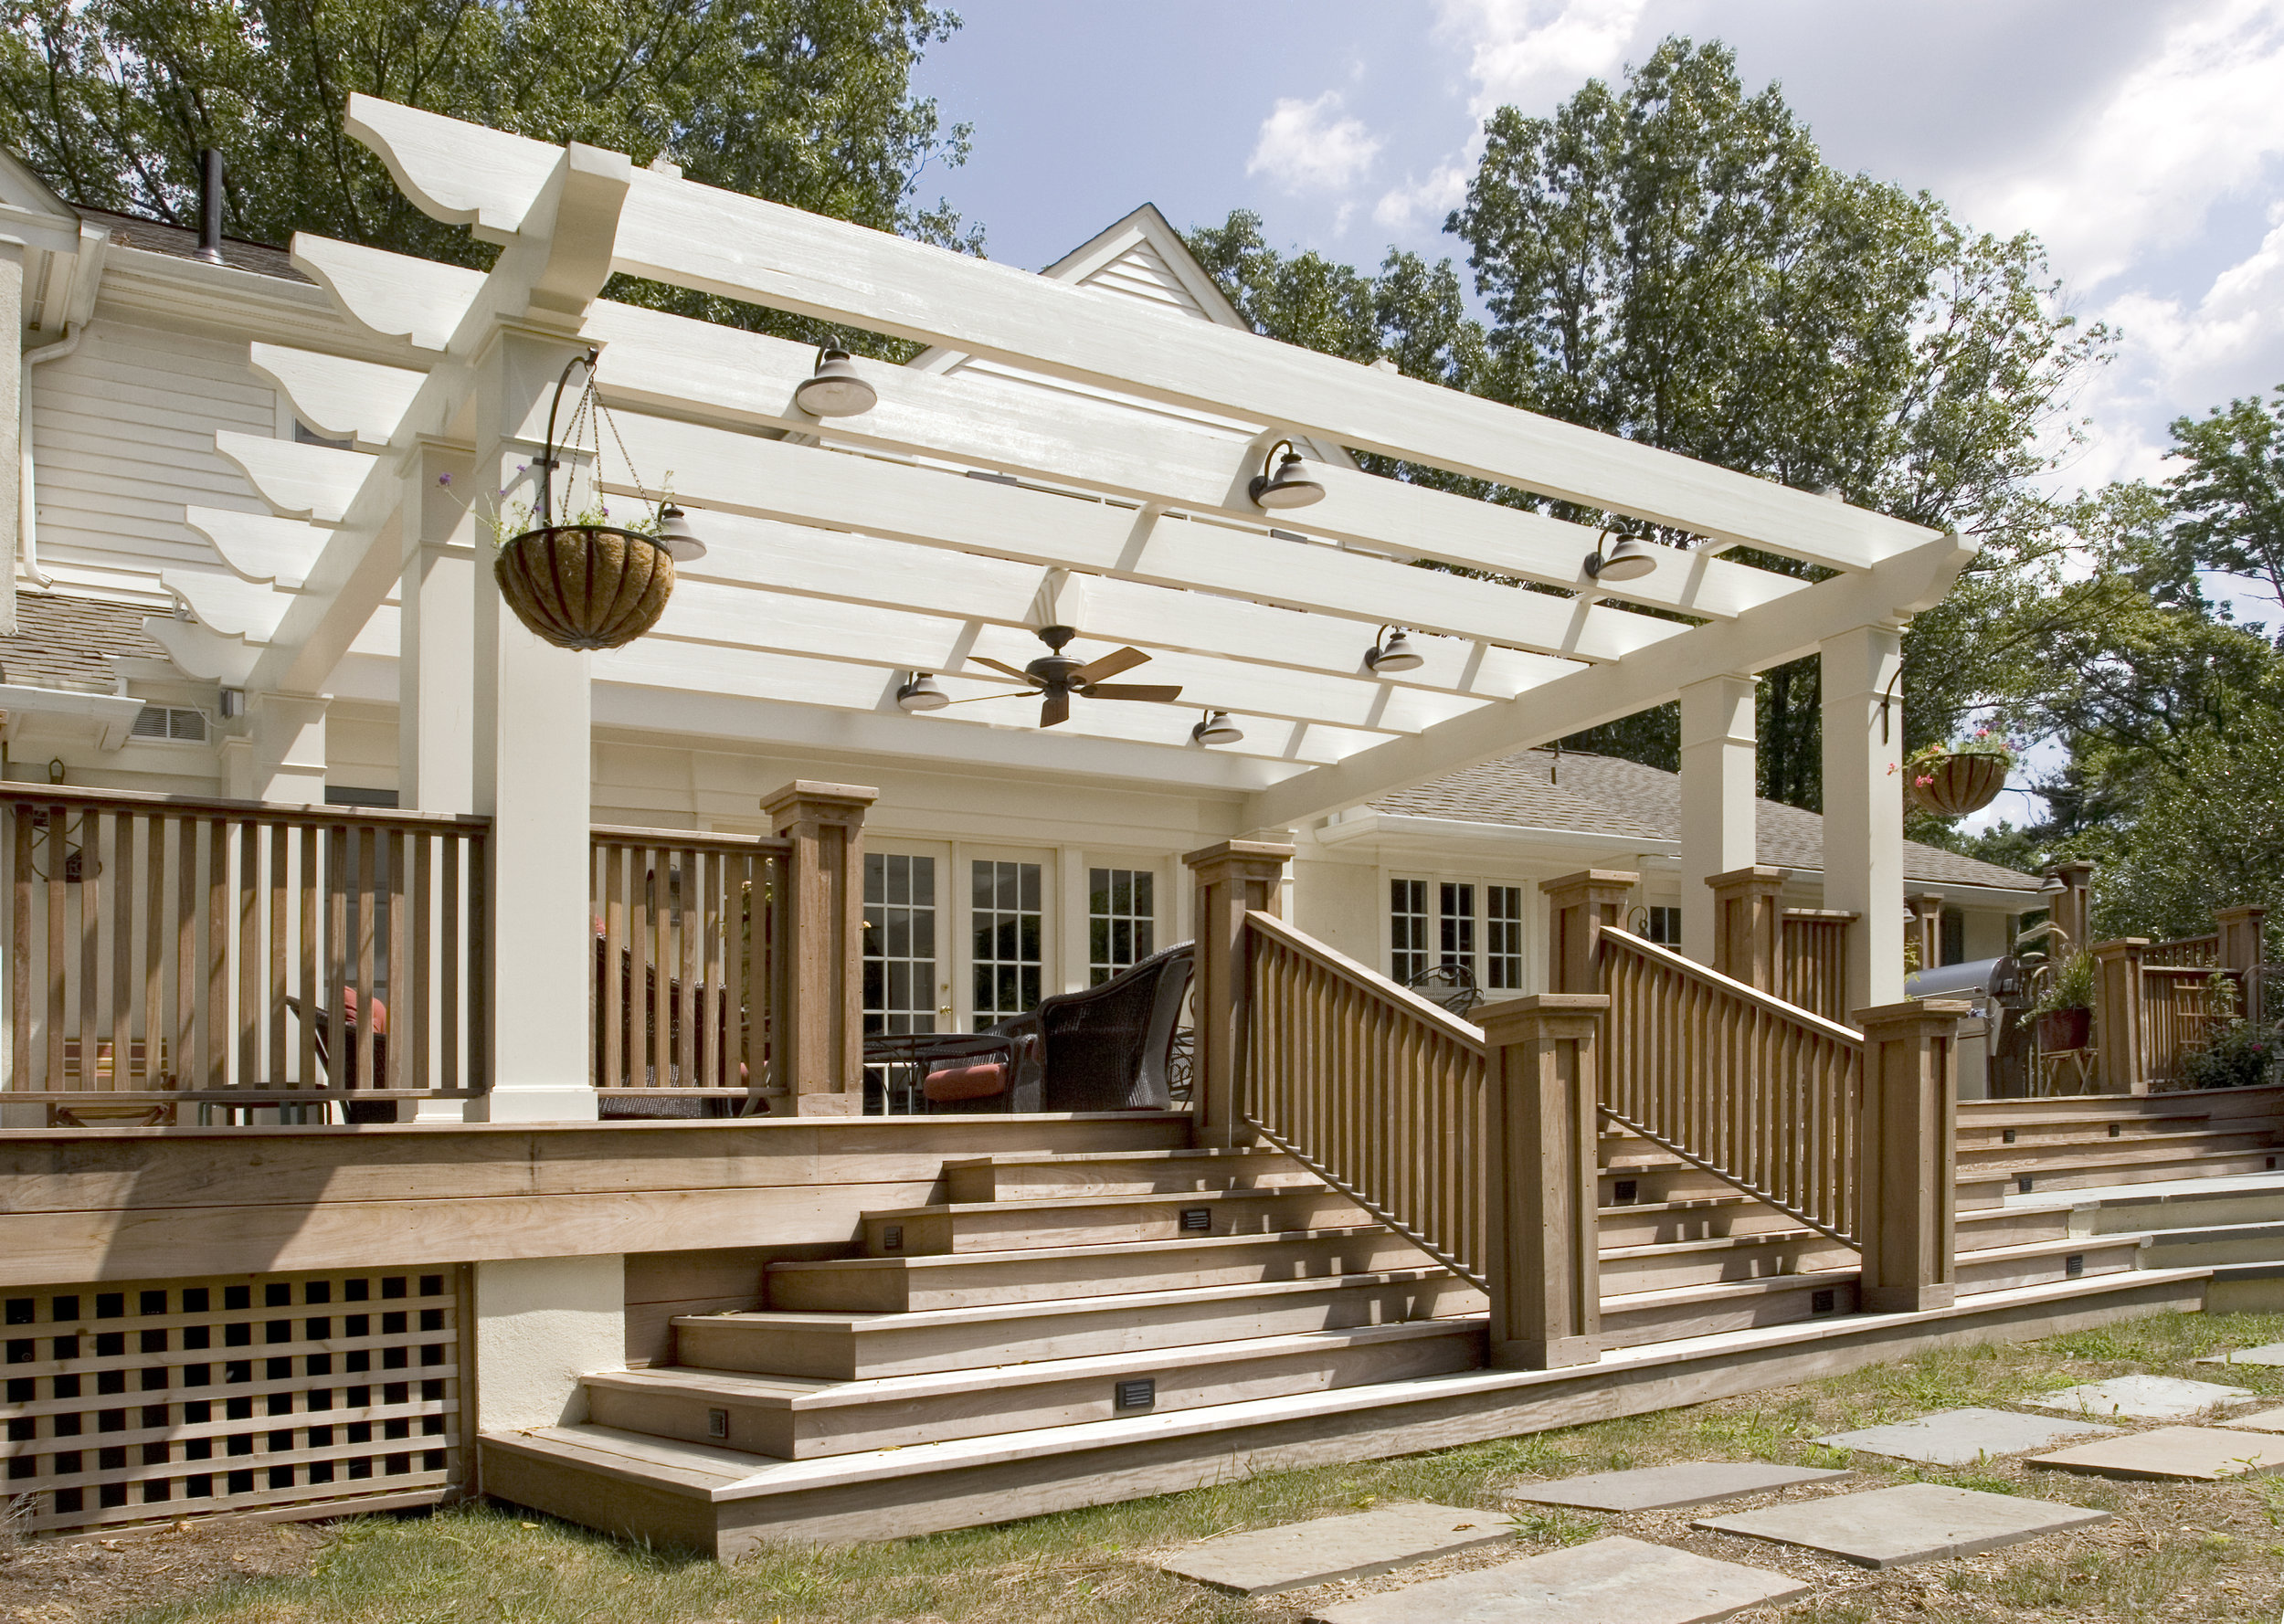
[923,1061,1008,1102]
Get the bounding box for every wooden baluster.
[268,824,288,1092]
[147,816,168,1089]
[79,810,101,1092]
[598,841,621,1092]
[236,818,259,1091]
[411,829,432,1096]
[354,826,376,1104]
[47,801,69,1092]
[440,832,461,1093]
[650,845,671,1091]
[113,814,136,1086]
[204,817,227,1091]
[465,827,488,1092]
[8,804,26,1094]
[174,815,196,1098]
[387,828,408,1093]
[296,826,316,1091]
[677,848,699,1090]
[325,826,346,1102]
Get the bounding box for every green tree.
[0,0,978,342]
[2162,386,2284,629]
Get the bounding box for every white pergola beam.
[1242,533,1975,829]
[292,237,1814,619]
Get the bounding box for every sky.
[911,0,2284,829]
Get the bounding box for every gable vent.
[130,706,207,743]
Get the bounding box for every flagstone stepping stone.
[2032,1425,2284,1482]
[2197,1342,2284,1366]
[1153,1502,1515,1597]
[2022,1374,2252,1420]
[2224,1408,2284,1432]
[1509,1461,1850,1512]
[1693,1482,2108,1569]
[1813,1407,2120,1466]
[1306,1534,1807,1624]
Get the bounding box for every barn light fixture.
[1365,626,1424,674]
[793,344,877,417]
[656,503,705,563]
[1191,710,1244,745]
[895,672,950,713]
[1248,439,1325,510]
[1584,531,1658,584]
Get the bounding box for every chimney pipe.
[196,148,224,263]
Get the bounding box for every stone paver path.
[1509,1461,1849,1512]
[2022,1374,2252,1420]
[2223,1407,2284,1433]
[1306,1534,1808,1624]
[1813,1406,2118,1466]
[2031,1424,2284,1482]
[1693,1482,2108,1569]
[2196,1342,2284,1366]
[1151,1502,1515,1597]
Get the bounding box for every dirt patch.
[0,1514,328,1624]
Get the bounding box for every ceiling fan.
[955,626,1184,728]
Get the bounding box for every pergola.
[161,96,1972,1117]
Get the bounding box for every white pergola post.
[223,693,328,804]
[1821,624,1905,1018]
[399,443,477,813]
[469,327,597,1123]
[1678,674,1757,966]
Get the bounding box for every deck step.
[1955,1205,2077,1251]
[1952,1233,2149,1292]
[1960,1128,2275,1173]
[1598,1268,1860,1345]
[768,1226,1430,1313]
[679,1268,1486,1379]
[2004,1148,2282,1194]
[1597,1229,1853,1294]
[1594,1194,1807,1248]
[940,1147,1310,1202]
[859,1186,1368,1256]
[1957,1112,2205,1149]
[593,1319,1485,1460]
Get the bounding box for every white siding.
[30,318,274,593]
[1076,240,1213,322]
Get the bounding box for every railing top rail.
[1244,909,1487,1057]
[1602,925,1866,1047]
[2150,933,2220,952]
[590,822,793,855]
[1781,909,1861,923]
[0,782,492,832]
[2143,963,2242,980]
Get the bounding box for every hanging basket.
[494,525,675,651]
[1909,750,2009,817]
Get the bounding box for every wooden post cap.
[760,780,879,825]
[1477,993,1608,1043]
[2215,904,2268,923]
[1181,839,1295,870]
[1705,864,1785,891]
[1853,998,1972,1028]
[1539,869,1639,895]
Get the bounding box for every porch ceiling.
[181,96,1972,820]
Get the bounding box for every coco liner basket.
[495,523,674,651]
[1909,750,2009,817]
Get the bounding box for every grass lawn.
[19,1309,2284,1624]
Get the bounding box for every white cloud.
[1436,0,1650,120]
[1246,91,1384,195]
[1952,0,2284,291]
[1374,160,1473,232]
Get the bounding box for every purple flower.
[436,472,452,487]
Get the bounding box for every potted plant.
[1907,728,2019,817]
[485,349,692,652]
[2032,948,2097,1052]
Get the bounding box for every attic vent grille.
[130,707,206,743]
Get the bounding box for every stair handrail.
[1598,926,1865,1250]
[1239,910,1490,1289]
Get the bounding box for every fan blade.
[1084,683,1184,703]
[936,690,1042,706]
[1072,646,1150,685]
[972,657,1034,682]
[1042,691,1071,728]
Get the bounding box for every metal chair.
[1402,960,1483,1018]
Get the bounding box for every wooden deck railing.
[1240,910,1488,1286]
[1778,910,1855,1027]
[2142,933,2219,969]
[1601,926,1864,1247]
[2142,964,2240,1085]
[589,825,788,1108]
[2,786,489,1114]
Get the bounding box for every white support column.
[0,243,21,634]
[1059,845,1089,995]
[399,443,478,814]
[1822,623,1906,1018]
[226,692,327,804]
[470,327,598,1123]
[1678,673,1757,965]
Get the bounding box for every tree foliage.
[0,0,978,343]
[2161,386,2284,630]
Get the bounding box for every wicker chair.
[284,995,394,1123]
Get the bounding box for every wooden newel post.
[1480,994,1605,1368]
[1183,840,1293,1148]
[762,780,879,1116]
[2216,905,2268,1028]
[2049,860,2095,951]
[1539,870,1638,994]
[1908,893,1945,973]
[1855,998,1967,1313]
[2091,938,2148,1095]
[1707,865,1785,991]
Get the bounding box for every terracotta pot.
[1909,751,2009,817]
[2036,1007,2092,1053]
[494,525,674,650]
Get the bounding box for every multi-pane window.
[1089,867,1155,986]
[1390,879,1430,983]
[1438,883,1475,975]
[1486,886,1525,990]
[971,860,1043,1028]
[862,853,937,1038]
[1644,905,1681,947]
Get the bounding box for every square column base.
[797,1092,860,1117]
[1861,1283,1956,1315]
[469,1085,598,1123]
[1491,1335,1601,1370]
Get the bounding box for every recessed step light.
[706,1408,728,1439]
[2065,1254,2085,1279]
[1613,1180,1638,1205]
[2002,1129,2015,1144]
[882,1225,904,1252]
[1116,1378,1156,1411]
[1179,1207,1211,1234]
[1811,1290,1835,1314]
[2018,1176,2035,1194]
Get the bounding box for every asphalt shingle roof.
[1377,748,2040,891]
[77,206,308,283]
[2,592,171,689]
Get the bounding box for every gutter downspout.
[13,325,80,627]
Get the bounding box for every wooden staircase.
[480,1129,2157,1552]
[1956,1087,2284,1194]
